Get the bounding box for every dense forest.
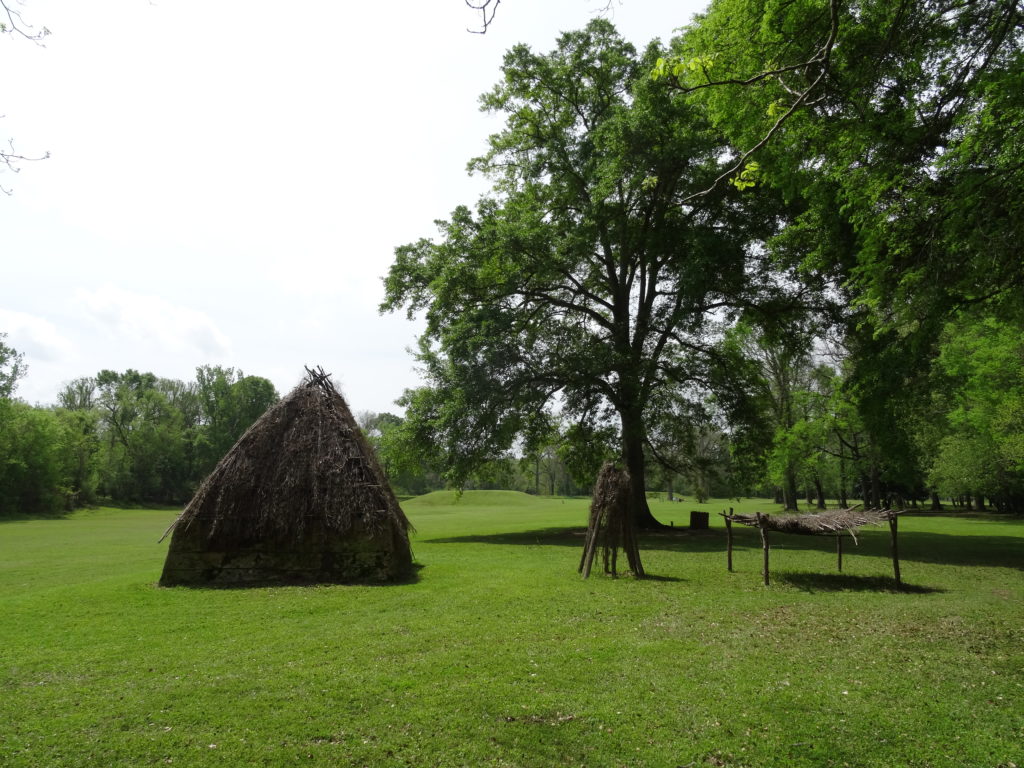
[0,347,279,515]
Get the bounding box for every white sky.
[1,0,706,413]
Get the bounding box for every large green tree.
[656,0,1024,503]
[383,20,777,527]
[666,0,1024,327]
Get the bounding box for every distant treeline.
[0,352,278,516]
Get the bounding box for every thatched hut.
[159,368,413,586]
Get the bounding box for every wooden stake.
[889,511,901,586]
[579,511,600,579]
[724,512,733,572]
[836,534,843,572]
[756,512,770,586]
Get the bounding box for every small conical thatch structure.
[578,462,644,579]
[159,367,413,586]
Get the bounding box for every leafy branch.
[654,0,841,202]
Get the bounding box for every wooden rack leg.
[756,512,770,586]
[725,513,733,572]
[837,535,843,572]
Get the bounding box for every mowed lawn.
[1,493,1022,768]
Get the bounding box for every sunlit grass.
[1,494,1021,767]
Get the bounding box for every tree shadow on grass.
[425,524,1024,571]
[424,526,724,554]
[638,573,687,583]
[775,571,944,594]
[424,527,586,547]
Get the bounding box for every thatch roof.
[159,367,412,585]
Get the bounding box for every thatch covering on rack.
[578,463,644,579]
[159,366,413,586]
[723,507,896,541]
[721,507,903,586]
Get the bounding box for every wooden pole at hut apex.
[756,512,770,586]
[888,511,901,586]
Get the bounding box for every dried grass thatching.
[578,462,645,578]
[159,367,413,586]
[724,507,896,542]
[722,507,904,586]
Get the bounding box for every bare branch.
[1,135,50,195]
[465,0,500,34]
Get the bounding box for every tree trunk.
[814,474,826,509]
[838,441,848,508]
[666,476,674,502]
[869,464,882,509]
[859,473,870,507]
[783,466,799,511]
[930,491,942,511]
[621,408,662,529]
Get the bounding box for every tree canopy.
[383,20,782,526]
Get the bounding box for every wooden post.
[889,511,901,586]
[756,512,770,586]
[836,534,843,572]
[724,512,733,572]
[580,521,599,579]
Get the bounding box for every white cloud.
[1,0,707,412]
[0,309,73,363]
[74,284,232,359]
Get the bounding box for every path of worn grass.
[1,494,1021,767]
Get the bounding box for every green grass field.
[2,493,1022,767]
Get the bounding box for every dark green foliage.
[0,400,66,516]
[661,0,1024,507]
[0,361,279,517]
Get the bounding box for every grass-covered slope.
[1,496,1022,767]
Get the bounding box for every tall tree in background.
[383,21,778,527]
[193,365,279,477]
